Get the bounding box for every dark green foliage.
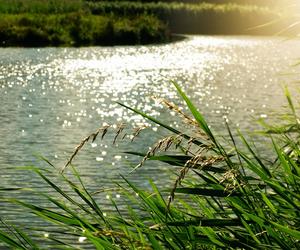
[0,13,169,47]
[0,0,84,14]
[111,15,169,45]
[0,220,39,249]
[86,1,283,35]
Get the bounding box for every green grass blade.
[166,218,241,227]
[117,102,207,147]
[12,226,39,250]
[125,151,227,172]
[284,87,297,119]
[147,233,163,250]
[0,231,26,250]
[171,81,215,142]
[14,200,82,227]
[175,187,241,197]
[270,221,300,239]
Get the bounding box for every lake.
[0,35,299,244]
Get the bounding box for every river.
[0,35,299,245]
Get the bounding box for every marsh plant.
[0,82,299,249]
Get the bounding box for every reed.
[1,82,299,249]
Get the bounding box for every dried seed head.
[174,134,184,149]
[200,155,225,168]
[152,96,210,140]
[61,135,90,173]
[101,125,110,140]
[220,169,238,184]
[186,137,196,153]
[168,152,225,208]
[62,124,112,173]
[219,169,244,194]
[157,97,197,126]
[131,125,148,141]
[131,135,177,172]
[168,153,202,208]
[113,123,126,145]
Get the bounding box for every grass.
[0,82,299,249]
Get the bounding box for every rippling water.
[0,35,300,245]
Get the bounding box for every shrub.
[0,13,170,46]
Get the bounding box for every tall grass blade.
[171,81,215,142]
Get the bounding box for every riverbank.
[0,13,169,46]
[0,0,294,46]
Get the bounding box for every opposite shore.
[0,0,297,47]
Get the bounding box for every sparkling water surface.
[0,35,300,245]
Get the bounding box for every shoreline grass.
[87,1,281,35]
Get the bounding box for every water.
[0,35,300,245]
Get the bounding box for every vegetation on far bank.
[86,1,281,35]
[0,13,168,47]
[0,0,289,14]
[0,0,295,46]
